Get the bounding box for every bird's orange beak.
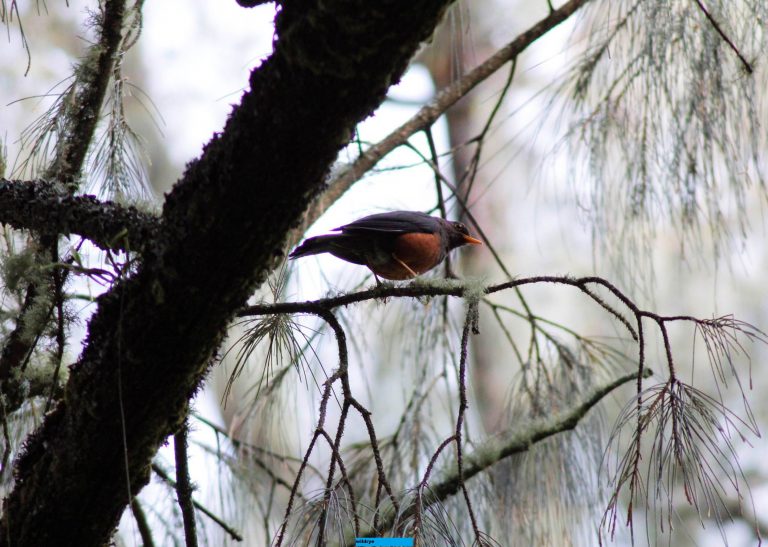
[463,235,483,245]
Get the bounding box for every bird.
[289,210,482,281]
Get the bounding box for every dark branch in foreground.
[0,179,159,252]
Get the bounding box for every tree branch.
[152,464,243,542]
[355,368,650,541]
[46,0,128,183]
[240,276,637,341]
[0,179,159,252]
[130,498,156,547]
[174,421,198,547]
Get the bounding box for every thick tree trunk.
[0,1,453,545]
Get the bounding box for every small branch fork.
[241,274,764,542]
[274,308,398,546]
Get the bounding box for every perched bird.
[289,210,482,280]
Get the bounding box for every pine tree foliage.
[0,1,766,546]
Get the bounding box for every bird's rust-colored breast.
[370,232,443,280]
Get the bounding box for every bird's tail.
[288,234,341,259]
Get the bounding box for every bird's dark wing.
[288,233,370,264]
[336,211,440,235]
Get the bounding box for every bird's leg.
[392,254,418,278]
[369,271,390,303]
[444,262,459,279]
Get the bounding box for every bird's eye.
[454,222,469,235]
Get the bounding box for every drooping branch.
[275,307,397,545]
[0,179,159,252]
[352,368,649,542]
[288,0,593,246]
[561,1,764,288]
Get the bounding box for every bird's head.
[445,220,483,250]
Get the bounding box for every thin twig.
[174,421,198,547]
[454,303,483,543]
[423,128,452,277]
[0,397,10,478]
[45,263,66,413]
[693,0,753,74]
[151,464,243,542]
[130,498,156,547]
[316,308,399,514]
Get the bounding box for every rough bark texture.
[0,179,159,252]
[0,1,453,545]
